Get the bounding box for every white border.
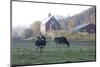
[0,0,99,67]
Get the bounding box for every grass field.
[11,39,96,65]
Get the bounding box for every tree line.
[12,21,41,40]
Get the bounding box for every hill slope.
[67,6,96,30]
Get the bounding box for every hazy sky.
[12,1,91,27]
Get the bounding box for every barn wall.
[50,20,61,31]
[80,24,96,33]
[40,24,46,35]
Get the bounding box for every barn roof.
[54,15,66,20]
[41,15,67,24]
[71,23,92,32]
[41,16,52,24]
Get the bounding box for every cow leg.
[56,41,58,44]
[67,42,70,47]
[40,47,43,53]
[62,43,65,47]
[55,41,58,47]
[55,41,57,45]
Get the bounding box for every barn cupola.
[48,13,52,17]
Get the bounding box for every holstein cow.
[35,35,46,52]
[54,37,70,47]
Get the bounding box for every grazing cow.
[54,37,70,47]
[35,35,46,52]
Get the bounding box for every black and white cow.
[35,35,46,52]
[54,37,70,47]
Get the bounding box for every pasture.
[11,38,96,65]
